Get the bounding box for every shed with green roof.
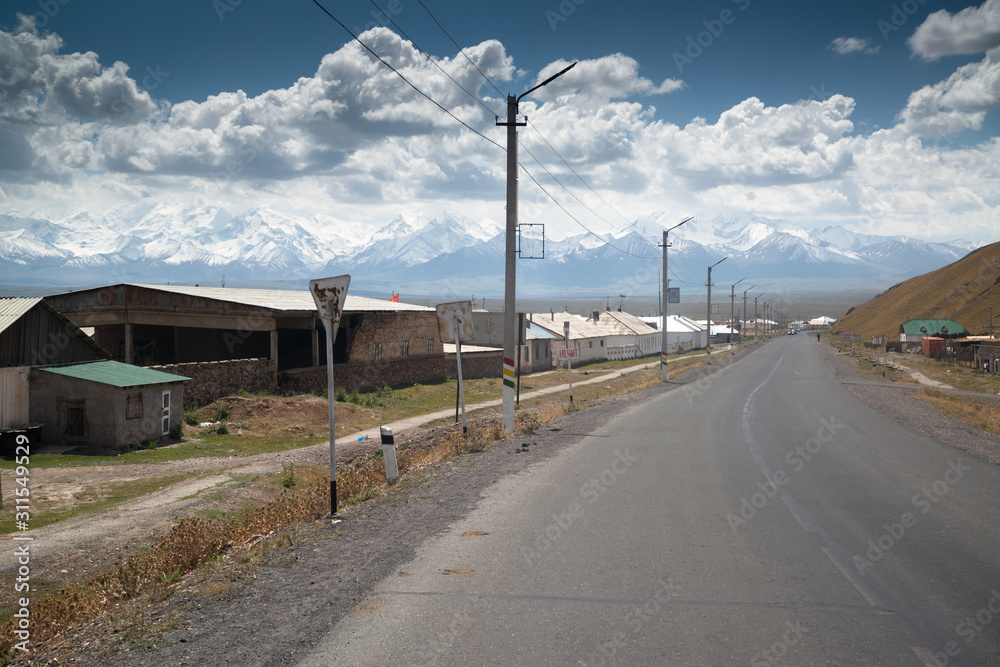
[899,319,966,342]
[31,360,188,451]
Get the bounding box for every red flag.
[389,293,399,302]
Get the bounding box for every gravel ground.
[18,339,1000,666]
[816,341,1000,465]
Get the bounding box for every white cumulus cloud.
[909,0,1000,60]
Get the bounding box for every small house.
[900,319,965,343]
[30,360,189,451]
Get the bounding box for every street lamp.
[754,293,764,340]
[741,284,755,348]
[706,257,727,364]
[498,62,577,433]
[730,278,745,351]
[660,216,693,382]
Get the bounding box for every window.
[589,341,593,349]
[401,340,409,359]
[523,348,529,363]
[374,342,383,361]
[126,394,143,420]
[427,338,434,356]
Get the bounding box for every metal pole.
[324,301,337,515]
[455,317,467,435]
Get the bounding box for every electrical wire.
[311,0,504,152]
[365,0,500,118]
[413,0,506,99]
[526,119,635,227]
[518,159,656,260]
[313,0,658,262]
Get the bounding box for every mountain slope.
[831,241,1000,338]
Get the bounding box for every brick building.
[45,284,455,396]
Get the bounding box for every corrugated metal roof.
[0,297,43,336]
[38,360,189,387]
[526,322,556,339]
[129,284,433,313]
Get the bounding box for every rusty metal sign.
[436,300,476,343]
[309,275,351,334]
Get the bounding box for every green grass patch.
[0,472,198,534]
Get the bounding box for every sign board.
[667,287,680,304]
[436,301,475,343]
[309,275,351,333]
[308,274,351,515]
[558,348,579,360]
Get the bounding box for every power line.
[526,119,635,227]
[365,0,500,118]
[414,0,506,99]
[518,139,623,233]
[518,159,656,260]
[311,0,503,152]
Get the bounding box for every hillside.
[832,241,1000,338]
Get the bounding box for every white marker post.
[436,301,476,435]
[309,275,350,516]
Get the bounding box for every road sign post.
[309,275,350,516]
[561,321,575,404]
[437,301,476,436]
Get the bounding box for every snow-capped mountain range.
[0,204,982,296]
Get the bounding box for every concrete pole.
[661,230,669,381]
[501,94,518,433]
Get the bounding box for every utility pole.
[741,284,755,348]
[730,278,744,351]
[660,217,692,382]
[706,257,727,364]
[498,62,576,432]
[754,294,763,341]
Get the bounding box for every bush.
[334,386,347,402]
[211,402,231,422]
[182,407,200,426]
[280,463,297,488]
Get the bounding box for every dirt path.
[0,356,674,582]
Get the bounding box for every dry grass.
[0,354,708,663]
[918,388,1000,438]
[0,468,331,662]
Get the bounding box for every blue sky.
[1,0,999,243]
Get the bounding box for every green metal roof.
[38,360,189,387]
[899,319,965,336]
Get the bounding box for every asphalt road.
[299,335,1000,666]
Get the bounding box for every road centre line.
[739,341,972,666]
